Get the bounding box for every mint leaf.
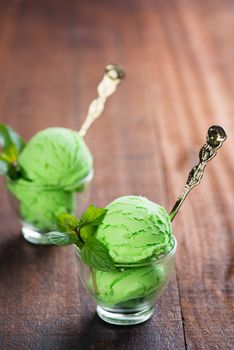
[79,204,107,242]
[81,238,116,272]
[49,205,108,250]
[0,124,25,179]
[47,231,76,246]
[80,225,96,242]
[0,125,13,151]
[57,213,80,233]
[0,160,8,176]
[7,125,25,154]
[7,164,21,180]
[0,124,25,158]
[0,154,20,179]
[80,205,107,227]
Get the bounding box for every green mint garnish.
[79,204,107,227]
[47,204,116,272]
[81,238,116,272]
[54,213,83,247]
[47,231,77,246]
[79,204,107,242]
[56,213,80,233]
[0,124,25,180]
[0,159,8,176]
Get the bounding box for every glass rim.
[75,235,177,268]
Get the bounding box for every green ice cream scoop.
[7,179,74,231]
[96,195,173,264]
[18,127,93,191]
[93,265,165,305]
[7,127,93,231]
[88,195,173,306]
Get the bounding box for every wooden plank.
[0,0,22,108]
[142,0,234,349]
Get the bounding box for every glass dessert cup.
[7,170,93,245]
[75,236,177,325]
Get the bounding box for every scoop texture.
[96,195,173,263]
[18,127,92,190]
[93,265,165,305]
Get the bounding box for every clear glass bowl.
[6,170,93,245]
[75,236,177,325]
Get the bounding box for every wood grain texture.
[0,0,233,349]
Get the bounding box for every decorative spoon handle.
[169,125,227,221]
[79,64,125,137]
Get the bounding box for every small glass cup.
[75,236,177,325]
[7,170,93,245]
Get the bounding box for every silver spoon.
[169,125,227,221]
[79,64,125,137]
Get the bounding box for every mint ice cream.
[89,196,174,307]
[19,128,92,190]
[8,179,74,231]
[94,265,164,305]
[7,127,93,232]
[96,195,173,263]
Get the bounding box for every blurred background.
[0,1,233,349]
[0,0,233,206]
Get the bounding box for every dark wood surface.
[0,0,233,349]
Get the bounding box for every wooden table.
[0,0,233,349]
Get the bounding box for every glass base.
[96,305,154,325]
[22,226,51,245]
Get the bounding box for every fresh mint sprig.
[81,238,116,272]
[47,231,77,246]
[0,124,25,179]
[56,213,80,233]
[48,205,116,272]
[79,204,108,242]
